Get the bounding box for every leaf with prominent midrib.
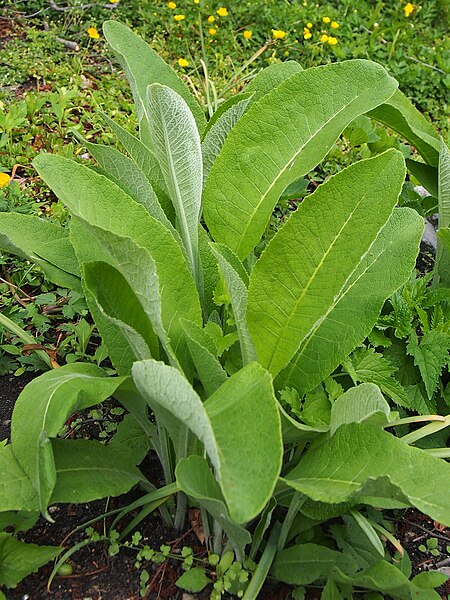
[368,90,440,166]
[33,154,202,368]
[0,444,38,512]
[50,438,144,503]
[0,213,80,291]
[248,150,405,377]
[282,422,450,525]
[133,360,282,523]
[11,364,127,516]
[203,60,398,259]
[103,21,206,142]
[145,84,203,285]
[83,261,159,361]
[82,139,175,234]
[276,207,423,393]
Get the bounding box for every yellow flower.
[320,33,329,42]
[194,0,199,3]
[404,2,414,16]
[304,31,312,39]
[87,27,100,39]
[109,0,119,3]
[174,14,185,21]
[0,173,10,188]
[328,36,338,45]
[331,21,339,28]
[208,15,215,22]
[322,16,331,23]
[208,27,217,35]
[178,57,189,67]
[243,29,252,39]
[272,29,287,40]
[167,1,176,8]
[307,22,313,28]
[216,7,228,16]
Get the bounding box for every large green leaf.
[0,444,38,512]
[271,543,352,586]
[245,61,302,105]
[70,219,140,374]
[133,360,282,523]
[368,90,440,166]
[83,261,159,361]
[50,438,144,503]
[176,456,251,560]
[0,533,60,588]
[103,21,206,141]
[277,208,423,393]
[248,150,405,377]
[145,84,203,285]
[0,213,80,290]
[282,423,450,525]
[332,560,445,600]
[203,60,398,259]
[11,364,127,516]
[33,154,202,367]
[329,383,390,434]
[82,139,176,234]
[100,112,170,209]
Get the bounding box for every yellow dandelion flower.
[243,29,252,39]
[322,16,331,23]
[328,36,338,45]
[272,29,287,40]
[331,21,339,28]
[208,15,215,22]
[174,14,185,21]
[320,33,329,42]
[217,7,228,16]
[87,27,100,39]
[404,2,414,16]
[178,58,189,67]
[303,26,310,34]
[0,173,10,188]
[167,1,176,8]
[208,27,217,35]
[307,22,313,28]
[109,0,119,3]
[304,31,312,39]
[194,0,199,3]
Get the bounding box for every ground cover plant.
[1,17,450,599]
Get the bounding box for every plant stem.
[401,415,450,445]
[212,519,223,555]
[174,492,187,531]
[386,414,446,427]
[242,522,281,600]
[277,492,306,551]
[0,312,52,368]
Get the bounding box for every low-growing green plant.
[1,21,450,598]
